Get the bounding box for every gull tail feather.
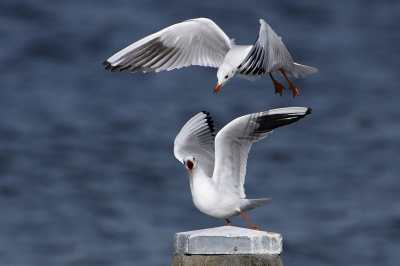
[241,198,272,212]
[293,63,318,78]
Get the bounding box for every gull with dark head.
[103,18,318,97]
[174,107,312,229]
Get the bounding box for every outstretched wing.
[103,18,232,73]
[213,107,312,198]
[174,111,215,177]
[239,19,318,78]
[238,19,294,75]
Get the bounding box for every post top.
[174,226,282,255]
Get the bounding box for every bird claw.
[274,82,285,97]
[240,211,260,230]
[289,84,299,98]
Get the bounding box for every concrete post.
[171,226,283,266]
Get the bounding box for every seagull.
[103,18,318,97]
[174,107,311,229]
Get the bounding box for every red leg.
[269,73,285,96]
[240,212,260,230]
[225,219,232,226]
[279,69,299,98]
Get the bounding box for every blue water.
[1,0,399,265]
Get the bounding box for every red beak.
[214,84,222,95]
[187,160,194,172]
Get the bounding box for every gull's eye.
[224,75,228,79]
[193,157,195,161]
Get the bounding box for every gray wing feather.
[174,111,215,177]
[213,107,312,199]
[104,18,232,73]
[238,19,293,75]
[238,19,318,78]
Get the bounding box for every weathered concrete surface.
[174,226,282,255]
[171,253,283,266]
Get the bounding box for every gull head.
[183,155,197,173]
[215,63,235,95]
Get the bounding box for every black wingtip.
[201,111,215,137]
[252,108,312,135]
[104,62,114,70]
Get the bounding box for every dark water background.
[1,0,399,265]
